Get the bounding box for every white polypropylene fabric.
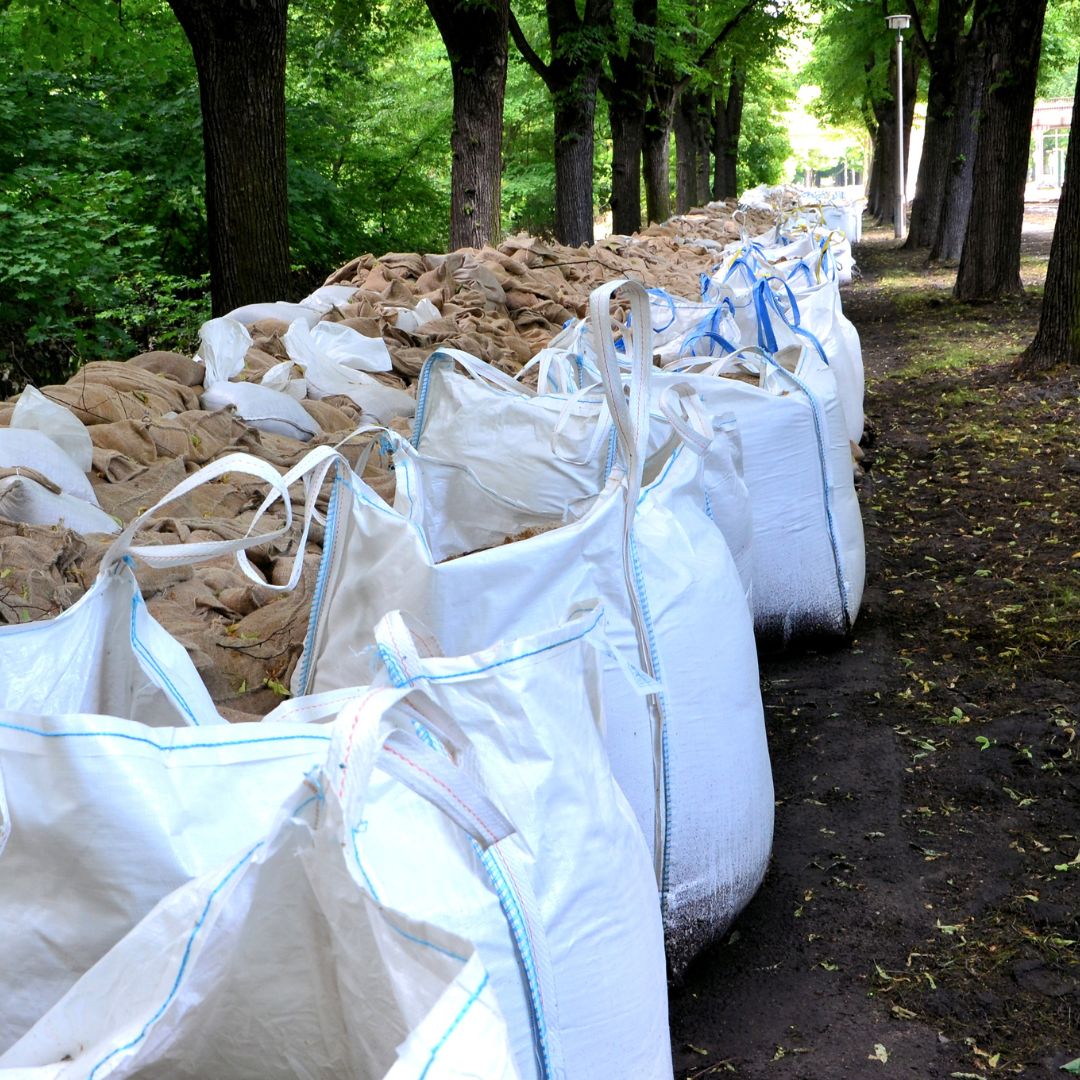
[196,317,320,440]
[294,278,773,974]
[342,607,672,1080]
[411,349,754,599]
[10,385,94,472]
[0,702,516,1080]
[705,273,864,444]
[0,475,118,534]
[660,346,865,643]
[0,428,98,504]
[284,318,414,422]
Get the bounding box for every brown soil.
[670,217,1080,1078]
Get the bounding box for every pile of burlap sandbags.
[0,198,772,718]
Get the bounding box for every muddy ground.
[670,215,1080,1078]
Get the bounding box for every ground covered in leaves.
[670,215,1080,1078]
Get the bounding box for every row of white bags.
[413,301,863,644]
[0,546,670,1077]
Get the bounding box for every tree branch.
[509,7,555,89]
[904,0,932,63]
[673,0,760,95]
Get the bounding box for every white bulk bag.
[0,473,118,533]
[704,275,864,444]
[224,300,321,327]
[0,428,98,504]
[660,346,865,643]
[0,452,306,724]
[0,699,517,1080]
[299,283,360,313]
[197,317,321,441]
[289,279,772,974]
[284,318,413,422]
[340,607,671,1079]
[411,349,753,599]
[9,384,94,472]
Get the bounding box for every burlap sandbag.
[42,362,201,425]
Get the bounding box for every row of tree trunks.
[954,0,1048,299]
[675,93,710,213]
[168,0,291,317]
[643,79,675,223]
[426,0,509,251]
[929,26,985,263]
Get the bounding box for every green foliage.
[1038,0,1080,98]
[738,73,794,190]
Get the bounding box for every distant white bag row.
[314,279,773,973]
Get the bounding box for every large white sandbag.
[0,474,118,533]
[394,297,442,332]
[704,274,864,444]
[284,318,414,422]
[299,283,360,313]
[345,608,671,1079]
[660,346,865,644]
[411,349,753,600]
[0,428,97,504]
[9,385,94,472]
[289,279,773,975]
[0,698,518,1080]
[0,455,339,1053]
[196,317,320,440]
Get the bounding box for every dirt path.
[670,223,1079,1078]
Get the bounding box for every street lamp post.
[886,13,911,239]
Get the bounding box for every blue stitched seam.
[412,357,436,445]
[297,467,342,694]
[403,719,554,1079]
[87,842,263,1080]
[418,971,490,1080]
[386,607,603,687]
[129,593,198,726]
[783,367,851,630]
[0,720,331,750]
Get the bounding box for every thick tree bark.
[1019,54,1080,370]
[693,95,711,204]
[168,0,290,316]
[904,0,968,250]
[930,27,985,262]
[603,0,653,236]
[553,77,599,245]
[608,92,644,234]
[427,0,509,250]
[955,0,1048,300]
[643,86,674,223]
[674,95,698,214]
[712,61,743,200]
[510,0,612,246]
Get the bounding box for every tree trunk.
[608,92,644,234]
[930,27,985,263]
[712,61,743,200]
[553,78,599,245]
[955,0,1048,300]
[904,0,967,250]
[427,0,509,250]
[168,0,290,316]
[643,81,674,223]
[1019,54,1080,370]
[694,97,711,204]
[674,96,697,214]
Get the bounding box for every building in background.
[1029,98,1073,194]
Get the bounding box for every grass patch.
[896,342,989,380]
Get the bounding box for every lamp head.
[885,13,912,30]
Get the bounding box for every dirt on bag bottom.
[670,219,1079,1078]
